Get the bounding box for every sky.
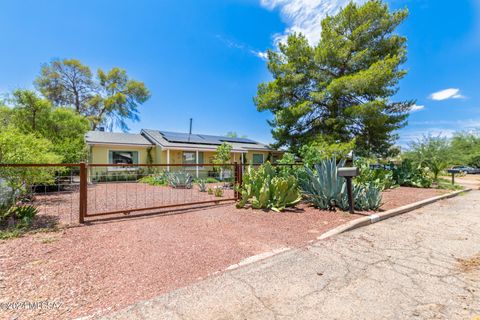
[0,0,479,147]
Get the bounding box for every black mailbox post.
[338,167,360,213]
[447,169,460,185]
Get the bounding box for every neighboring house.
[85,129,282,178]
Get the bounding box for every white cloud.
[260,0,366,45]
[410,104,425,112]
[254,51,269,60]
[215,34,268,60]
[429,88,466,101]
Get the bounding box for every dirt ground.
[0,186,446,319]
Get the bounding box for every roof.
[85,129,277,152]
[141,129,275,152]
[85,131,153,146]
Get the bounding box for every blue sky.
[0,0,479,147]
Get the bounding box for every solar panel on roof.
[159,131,259,145]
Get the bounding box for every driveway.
[103,190,480,320]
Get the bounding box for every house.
[85,129,282,178]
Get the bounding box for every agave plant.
[168,171,193,189]
[299,158,346,210]
[300,158,382,211]
[197,179,207,192]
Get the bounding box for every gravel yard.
[0,185,447,319]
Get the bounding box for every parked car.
[451,166,480,174]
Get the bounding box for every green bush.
[1,204,38,229]
[236,162,301,212]
[214,187,223,197]
[205,177,219,183]
[392,160,432,188]
[138,172,169,186]
[354,159,396,190]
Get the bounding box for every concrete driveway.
[103,190,480,320]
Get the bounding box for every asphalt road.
[103,190,480,320]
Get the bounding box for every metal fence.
[0,162,242,224]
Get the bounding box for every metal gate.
[80,163,241,222]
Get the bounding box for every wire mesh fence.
[0,163,241,224]
[0,162,303,225]
[0,164,81,226]
[85,163,238,218]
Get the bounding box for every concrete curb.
[318,188,472,240]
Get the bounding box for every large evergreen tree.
[255,0,413,157]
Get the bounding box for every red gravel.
[0,186,446,319]
[380,186,447,211]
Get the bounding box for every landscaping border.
[318,188,472,240]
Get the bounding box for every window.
[109,151,139,165]
[182,151,204,165]
[252,153,264,165]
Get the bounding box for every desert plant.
[138,172,169,186]
[354,158,396,190]
[236,162,301,212]
[197,179,207,192]
[343,183,382,211]
[392,160,432,188]
[1,204,38,229]
[168,171,193,189]
[299,158,382,211]
[207,188,214,195]
[214,187,223,197]
[299,158,346,210]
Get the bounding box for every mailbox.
[338,167,359,214]
[338,167,359,178]
[447,169,460,174]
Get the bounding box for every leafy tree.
[4,90,90,163]
[299,137,355,167]
[212,142,232,180]
[0,128,62,202]
[449,132,480,166]
[405,135,451,180]
[226,132,247,138]
[255,0,412,157]
[35,59,94,114]
[35,59,150,131]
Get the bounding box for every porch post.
[195,150,199,178]
[167,149,170,172]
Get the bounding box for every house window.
[109,151,139,165]
[182,151,204,165]
[252,153,264,165]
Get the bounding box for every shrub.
[207,188,214,195]
[392,160,432,188]
[214,187,223,197]
[205,177,219,183]
[138,172,169,186]
[354,158,396,190]
[1,204,38,229]
[236,162,301,212]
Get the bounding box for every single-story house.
[85,129,282,178]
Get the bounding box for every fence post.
[79,162,87,223]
